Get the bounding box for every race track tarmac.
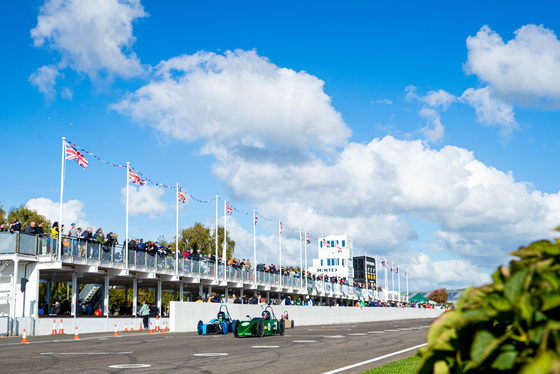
[0,318,434,373]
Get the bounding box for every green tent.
[409,293,429,303]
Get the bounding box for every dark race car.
[281,310,295,329]
[233,305,285,338]
[197,304,236,335]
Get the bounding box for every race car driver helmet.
[262,310,271,320]
[217,311,225,321]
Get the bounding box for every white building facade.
[309,234,354,282]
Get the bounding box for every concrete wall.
[170,302,444,332]
[34,316,169,336]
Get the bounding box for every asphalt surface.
[0,318,434,374]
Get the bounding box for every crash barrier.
[169,302,444,332]
[33,317,169,336]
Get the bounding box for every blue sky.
[2,0,560,290]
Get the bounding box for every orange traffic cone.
[51,319,57,335]
[112,324,120,337]
[138,320,143,331]
[155,316,160,332]
[160,322,166,333]
[20,329,30,344]
[58,319,65,335]
[124,322,129,332]
[72,326,81,340]
[130,321,134,332]
[148,322,154,334]
[164,322,169,332]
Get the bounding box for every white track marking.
[109,364,151,368]
[193,353,229,357]
[322,343,427,374]
[251,346,279,349]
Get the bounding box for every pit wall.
[34,317,169,336]
[170,302,444,332]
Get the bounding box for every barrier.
[34,317,169,336]
[170,302,444,332]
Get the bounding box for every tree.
[428,287,449,305]
[0,203,5,224]
[178,222,235,259]
[7,204,51,232]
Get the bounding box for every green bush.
[417,235,560,373]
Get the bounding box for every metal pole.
[125,162,130,268]
[175,183,179,275]
[215,195,218,281]
[223,199,227,281]
[253,209,256,286]
[58,137,66,261]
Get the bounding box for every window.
[321,259,323,266]
[342,240,345,247]
[342,259,345,266]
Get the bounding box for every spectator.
[10,219,21,233]
[94,306,102,316]
[51,222,59,239]
[24,221,36,234]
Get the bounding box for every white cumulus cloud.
[26,197,90,229]
[121,185,168,217]
[28,65,60,97]
[113,49,351,154]
[30,0,147,94]
[460,87,518,138]
[465,24,560,108]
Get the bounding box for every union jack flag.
[322,237,330,247]
[381,260,386,267]
[396,266,399,274]
[65,141,88,170]
[226,202,232,215]
[128,167,146,186]
[391,264,395,272]
[300,230,303,241]
[405,271,408,276]
[306,233,310,244]
[178,189,186,203]
[337,245,342,253]
[279,221,283,233]
[254,215,258,225]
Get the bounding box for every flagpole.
[223,199,227,281]
[253,209,257,286]
[175,183,179,275]
[391,262,395,301]
[125,162,130,268]
[299,228,302,289]
[384,258,388,301]
[406,268,409,303]
[279,220,282,288]
[215,195,218,281]
[58,137,66,261]
[304,229,308,288]
[398,266,401,302]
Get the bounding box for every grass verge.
[361,353,420,374]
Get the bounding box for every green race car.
[233,306,285,338]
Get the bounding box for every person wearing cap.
[68,223,79,256]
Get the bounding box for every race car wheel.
[279,319,285,336]
[233,320,239,338]
[291,320,295,329]
[197,320,203,335]
[222,321,228,334]
[257,318,264,337]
